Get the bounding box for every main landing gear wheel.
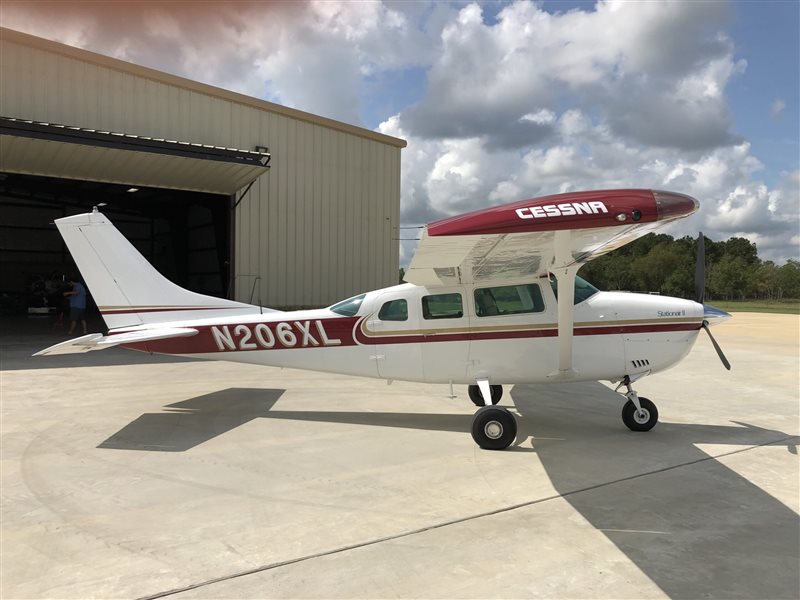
[621,397,658,432]
[468,384,503,407]
[471,406,517,450]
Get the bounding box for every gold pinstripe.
[360,316,702,338]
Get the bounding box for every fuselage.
[117,277,707,385]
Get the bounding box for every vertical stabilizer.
[56,211,265,329]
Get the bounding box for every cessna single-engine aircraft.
[36,189,731,450]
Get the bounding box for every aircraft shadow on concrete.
[101,382,799,598]
[98,388,285,452]
[508,382,799,600]
[98,388,483,453]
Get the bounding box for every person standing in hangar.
[64,276,87,335]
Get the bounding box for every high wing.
[405,189,698,286]
[404,189,699,379]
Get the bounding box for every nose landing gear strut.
[616,375,659,431]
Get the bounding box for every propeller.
[695,231,732,370]
[701,320,731,370]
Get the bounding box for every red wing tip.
[652,190,699,220]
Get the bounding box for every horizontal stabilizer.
[33,333,104,356]
[33,328,198,356]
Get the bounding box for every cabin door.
[368,290,424,382]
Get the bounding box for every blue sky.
[2,0,798,263]
[727,1,799,185]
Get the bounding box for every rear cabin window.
[329,294,366,316]
[422,293,463,320]
[378,299,408,321]
[474,284,545,317]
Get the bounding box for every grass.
[709,299,800,315]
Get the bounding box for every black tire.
[471,406,517,450]
[467,384,503,407]
[621,397,658,432]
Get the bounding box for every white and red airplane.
[36,189,731,450]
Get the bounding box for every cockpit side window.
[378,299,408,321]
[549,275,599,305]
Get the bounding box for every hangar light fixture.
[126,187,139,193]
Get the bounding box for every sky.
[2,0,798,265]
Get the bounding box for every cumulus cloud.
[1,2,275,97]
[399,1,743,151]
[706,169,800,259]
[3,0,797,264]
[771,98,786,119]
[382,1,796,264]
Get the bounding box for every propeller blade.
[702,320,731,370]
[695,232,705,304]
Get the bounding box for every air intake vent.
[631,359,651,368]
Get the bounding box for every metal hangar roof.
[0,117,271,195]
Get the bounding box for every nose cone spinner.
[703,303,732,325]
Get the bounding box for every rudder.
[56,210,264,329]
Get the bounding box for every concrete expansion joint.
[135,436,796,600]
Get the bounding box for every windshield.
[329,293,366,316]
[549,275,599,305]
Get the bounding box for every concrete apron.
[1,313,798,599]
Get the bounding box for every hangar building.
[0,27,405,314]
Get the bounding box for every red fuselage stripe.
[119,318,701,355]
[101,306,239,314]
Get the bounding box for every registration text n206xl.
[211,320,342,351]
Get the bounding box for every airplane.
[35,188,732,450]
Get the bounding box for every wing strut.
[549,231,580,379]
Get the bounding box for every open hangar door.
[0,117,270,321]
[0,173,231,317]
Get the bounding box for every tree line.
[580,234,800,300]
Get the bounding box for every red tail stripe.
[100,306,241,315]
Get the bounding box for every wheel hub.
[634,408,650,424]
[484,420,503,439]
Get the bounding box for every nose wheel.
[616,376,659,431]
[621,396,658,431]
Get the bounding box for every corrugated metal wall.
[0,31,402,308]
[234,115,401,307]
